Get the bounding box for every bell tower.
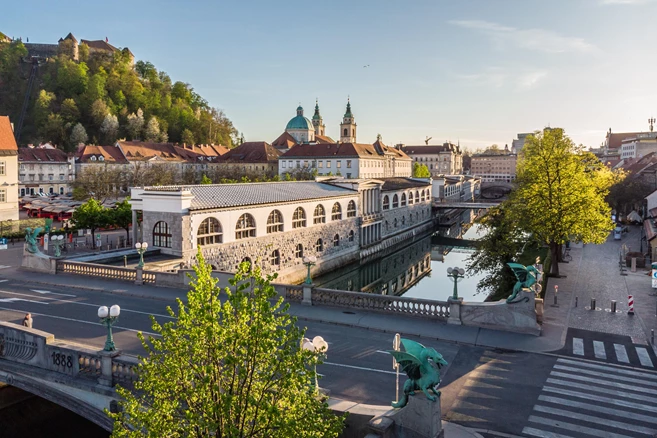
[340,97,357,143]
[312,99,325,137]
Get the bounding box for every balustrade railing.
[112,356,140,386]
[78,352,102,377]
[312,288,449,320]
[142,271,156,284]
[57,260,137,282]
[285,286,304,302]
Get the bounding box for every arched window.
[333,234,340,247]
[240,257,252,272]
[153,221,171,248]
[292,207,306,228]
[270,249,280,266]
[382,195,390,210]
[197,217,222,246]
[315,238,324,252]
[343,128,348,136]
[408,192,414,205]
[314,204,326,224]
[415,191,420,203]
[267,210,283,233]
[331,202,342,221]
[421,190,425,201]
[348,230,354,242]
[392,194,399,208]
[235,213,256,239]
[347,200,356,217]
[401,193,407,207]
[295,244,304,258]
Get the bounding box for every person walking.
[22,313,32,328]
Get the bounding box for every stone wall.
[24,43,58,58]
[380,203,432,239]
[142,211,185,257]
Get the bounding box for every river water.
[312,211,490,302]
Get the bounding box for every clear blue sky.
[4,0,657,150]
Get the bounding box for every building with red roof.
[0,116,19,220]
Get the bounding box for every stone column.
[131,209,138,246]
[447,297,463,325]
[302,284,312,306]
[135,267,143,285]
[98,349,121,387]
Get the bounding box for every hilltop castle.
[21,32,133,64]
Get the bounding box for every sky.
[4,0,657,150]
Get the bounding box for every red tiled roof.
[401,144,457,155]
[281,142,411,160]
[19,147,68,162]
[0,116,17,151]
[315,134,335,144]
[219,142,281,163]
[76,144,128,163]
[81,39,118,52]
[607,132,643,150]
[622,152,657,175]
[271,132,298,148]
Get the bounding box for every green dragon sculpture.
[388,338,448,408]
[506,262,540,303]
[24,227,43,254]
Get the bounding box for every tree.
[181,128,195,145]
[71,198,107,248]
[200,174,212,184]
[60,98,80,124]
[44,113,66,146]
[72,166,123,202]
[70,123,88,147]
[412,162,431,178]
[110,254,344,437]
[100,114,119,144]
[144,117,160,142]
[606,175,652,218]
[108,199,132,242]
[90,99,109,127]
[505,128,620,276]
[126,108,145,140]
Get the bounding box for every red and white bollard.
[628,295,635,315]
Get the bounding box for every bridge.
[0,321,137,431]
[432,200,502,209]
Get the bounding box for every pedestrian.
[22,313,32,328]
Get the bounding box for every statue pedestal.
[21,246,56,274]
[389,394,443,438]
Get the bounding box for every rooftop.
[0,116,18,152]
[381,177,431,191]
[143,181,357,211]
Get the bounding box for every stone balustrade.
[58,260,137,282]
[285,285,304,302]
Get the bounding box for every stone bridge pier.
[0,322,139,431]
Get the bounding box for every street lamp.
[51,234,65,257]
[446,266,465,300]
[302,335,329,390]
[98,305,121,352]
[135,242,148,268]
[302,255,317,285]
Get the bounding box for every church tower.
[312,99,325,137]
[340,98,357,143]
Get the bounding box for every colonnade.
[362,188,380,215]
[361,223,381,247]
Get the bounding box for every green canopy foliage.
[109,254,345,438]
[0,39,238,150]
[505,128,621,276]
[412,162,431,178]
[71,198,107,247]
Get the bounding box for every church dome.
[286,106,313,130]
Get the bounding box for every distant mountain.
[0,36,238,150]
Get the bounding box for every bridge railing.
[57,260,137,282]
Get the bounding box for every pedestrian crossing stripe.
[0,265,11,270]
[523,356,657,437]
[570,337,655,368]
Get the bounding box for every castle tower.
[312,99,326,137]
[340,98,357,143]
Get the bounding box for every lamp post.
[51,234,65,257]
[135,242,148,268]
[98,305,121,352]
[446,266,465,300]
[302,335,329,390]
[302,255,317,285]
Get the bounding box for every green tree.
[60,98,80,125]
[506,128,620,276]
[108,199,132,242]
[100,114,119,144]
[70,123,88,147]
[606,175,652,218]
[412,162,431,178]
[110,254,344,438]
[71,198,107,248]
[90,99,109,127]
[126,108,145,140]
[144,116,160,142]
[44,113,66,146]
[72,166,122,201]
[200,174,212,184]
[181,128,195,145]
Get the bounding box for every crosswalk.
[523,357,657,437]
[557,330,657,369]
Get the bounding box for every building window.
[48,174,53,181]
[337,161,341,168]
[347,173,351,178]
[315,238,324,252]
[296,161,300,168]
[282,161,286,169]
[343,128,348,136]
[153,221,171,248]
[295,244,304,258]
[415,191,420,203]
[59,187,64,195]
[347,160,352,168]
[393,194,399,208]
[331,202,342,220]
[59,174,65,180]
[318,161,323,168]
[19,164,24,171]
[20,188,25,197]
[327,161,331,168]
[394,218,398,228]
[401,193,407,206]
[266,209,284,233]
[0,162,5,176]
[408,193,414,205]
[314,204,326,224]
[197,217,223,246]
[348,230,354,242]
[292,207,306,228]
[383,195,390,210]
[333,234,340,247]
[347,200,356,217]
[235,213,256,240]
[304,160,309,168]
[421,190,425,201]
[270,250,280,266]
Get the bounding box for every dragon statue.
[506,262,541,303]
[388,338,448,408]
[24,227,43,254]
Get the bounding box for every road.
[1,279,657,437]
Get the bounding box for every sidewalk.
[6,226,655,354]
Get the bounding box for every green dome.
[286,106,313,130]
